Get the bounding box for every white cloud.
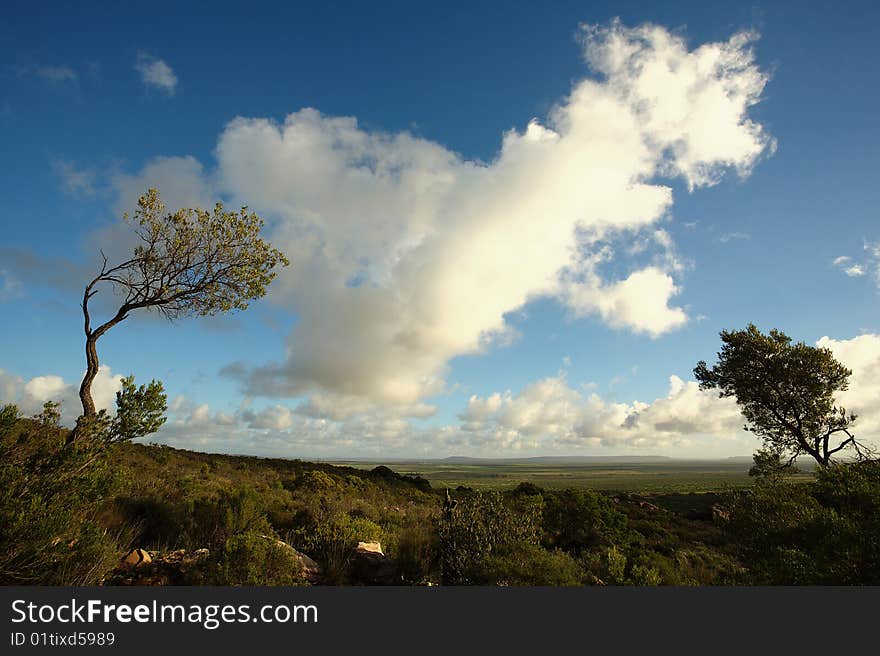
[833,242,880,284]
[111,155,212,216]
[816,334,880,438]
[108,21,772,417]
[457,373,745,453]
[52,158,96,196]
[244,404,295,430]
[202,21,771,412]
[135,54,178,95]
[562,264,688,337]
[719,231,750,243]
[0,365,122,425]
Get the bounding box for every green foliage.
[121,188,290,319]
[695,324,865,466]
[110,376,166,442]
[725,461,880,584]
[34,401,61,428]
[292,513,384,584]
[583,545,662,586]
[482,544,583,586]
[72,376,167,444]
[541,489,630,555]
[0,416,126,584]
[391,523,440,585]
[0,403,19,434]
[186,488,273,550]
[438,491,542,585]
[207,532,308,586]
[749,447,799,480]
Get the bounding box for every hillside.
[3,414,878,586]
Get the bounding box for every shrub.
[206,532,308,586]
[581,545,661,586]
[723,470,880,585]
[541,489,630,555]
[482,544,583,586]
[438,491,541,585]
[185,487,273,549]
[291,513,384,584]
[392,523,440,585]
[0,407,128,584]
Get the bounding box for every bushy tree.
[74,188,288,439]
[695,324,871,466]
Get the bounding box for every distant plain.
[330,457,817,493]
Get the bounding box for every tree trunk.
[67,334,99,445]
[79,333,99,417]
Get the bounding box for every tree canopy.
[694,324,870,467]
[73,188,289,439]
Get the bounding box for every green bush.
[206,532,308,586]
[481,544,583,586]
[184,487,272,549]
[391,523,440,585]
[291,513,384,584]
[581,545,662,586]
[541,488,631,555]
[438,491,541,585]
[0,405,128,585]
[725,463,880,585]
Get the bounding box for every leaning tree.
[72,188,289,441]
[694,323,871,467]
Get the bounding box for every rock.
[290,549,322,584]
[260,535,323,584]
[356,541,385,556]
[352,541,400,585]
[121,548,152,567]
[105,548,208,585]
[711,505,730,522]
[637,500,663,512]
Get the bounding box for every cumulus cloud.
[102,22,773,419]
[135,54,178,95]
[0,365,122,424]
[5,330,875,459]
[458,373,745,453]
[816,334,880,438]
[561,259,688,338]
[110,155,212,216]
[186,21,770,414]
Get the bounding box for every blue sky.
[2,1,879,458]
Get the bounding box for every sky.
[1,0,879,459]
